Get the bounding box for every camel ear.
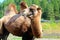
[20,1,28,10]
[37,8,41,10]
[37,7,42,13]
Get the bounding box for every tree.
[51,0,59,20]
[0,0,60,20]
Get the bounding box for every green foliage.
[0,0,60,20]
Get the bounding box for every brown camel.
[0,2,32,40]
[0,2,42,40]
[0,3,19,40]
[22,4,43,40]
[29,4,42,38]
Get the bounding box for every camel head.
[29,4,42,19]
[29,4,42,38]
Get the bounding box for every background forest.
[0,0,60,20]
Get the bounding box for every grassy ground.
[7,22,60,40]
[42,22,60,38]
[42,22,60,33]
[8,34,22,40]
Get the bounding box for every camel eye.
[37,8,41,10]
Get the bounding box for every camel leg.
[0,29,9,40]
[2,24,9,40]
[22,28,34,40]
[22,32,34,40]
[2,31,9,40]
[2,33,9,40]
[0,37,1,40]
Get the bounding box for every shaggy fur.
[0,3,18,35]
[30,4,42,38]
[20,1,28,11]
[0,2,31,40]
[0,2,42,40]
[19,1,30,16]
[2,3,31,36]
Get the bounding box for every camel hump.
[4,3,18,16]
[20,1,28,8]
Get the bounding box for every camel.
[21,4,43,40]
[29,4,42,38]
[0,2,32,40]
[0,2,42,40]
[0,3,18,40]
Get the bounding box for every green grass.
[42,22,60,38]
[8,34,22,40]
[43,36,60,38]
[42,22,60,33]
